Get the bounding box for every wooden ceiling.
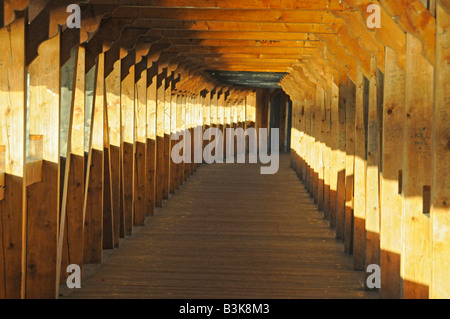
[74,0,343,76]
[2,0,440,90]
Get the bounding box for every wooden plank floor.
[66,154,378,299]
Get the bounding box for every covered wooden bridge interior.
[0,0,449,299]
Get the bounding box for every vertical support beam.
[380,47,405,298]
[121,56,135,235]
[209,91,217,163]
[304,97,312,194]
[218,91,225,162]
[431,3,450,299]
[27,32,61,298]
[329,81,339,230]
[102,75,114,250]
[134,61,147,226]
[279,94,287,153]
[60,44,86,286]
[182,94,189,182]
[203,91,211,163]
[300,98,307,182]
[324,76,333,220]
[289,98,297,169]
[344,79,356,254]
[336,81,347,241]
[224,95,231,161]
[295,99,303,179]
[353,63,367,270]
[317,84,325,212]
[303,98,310,186]
[163,72,172,199]
[169,92,178,194]
[175,93,183,189]
[145,63,157,216]
[155,67,166,207]
[402,34,433,299]
[310,91,317,201]
[105,57,122,246]
[211,90,218,129]
[196,95,203,168]
[187,96,193,176]
[365,55,380,283]
[83,52,104,264]
[246,91,256,146]
[190,96,196,173]
[0,18,26,299]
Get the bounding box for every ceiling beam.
[159,38,317,48]
[129,20,336,33]
[165,45,318,55]
[89,0,346,10]
[153,30,319,41]
[107,8,343,24]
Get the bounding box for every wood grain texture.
[344,80,356,255]
[335,82,347,241]
[0,18,26,299]
[105,60,122,246]
[380,47,405,299]
[353,64,366,271]
[365,56,381,284]
[431,3,450,299]
[66,154,377,299]
[26,32,61,299]
[401,34,433,299]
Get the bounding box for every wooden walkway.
[66,154,378,299]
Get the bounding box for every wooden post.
[102,68,114,251]
[59,44,86,288]
[323,76,333,220]
[187,96,193,176]
[310,91,318,202]
[246,91,256,152]
[218,91,225,162]
[223,96,228,161]
[353,63,366,271]
[380,47,405,299]
[203,91,212,164]
[297,98,304,180]
[365,55,380,284]
[121,55,135,234]
[190,96,196,173]
[83,52,105,264]
[279,94,287,153]
[210,90,218,162]
[155,67,166,206]
[336,81,347,241]
[175,93,184,188]
[344,79,356,254]
[164,73,172,199]
[146,62,157,216]
[181,95,190,184]
[329,80,339,230]
[169,90,177,194]
[431,3,450,299]
[197,95,204,168]
[317,83,325,212]
[105,57,122,246]
[27,32,61,298]
[134,60,147,226]
[289,97,297,169]
[0,18,27,299]
[305,98,313,195]
[402,34,433,299]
